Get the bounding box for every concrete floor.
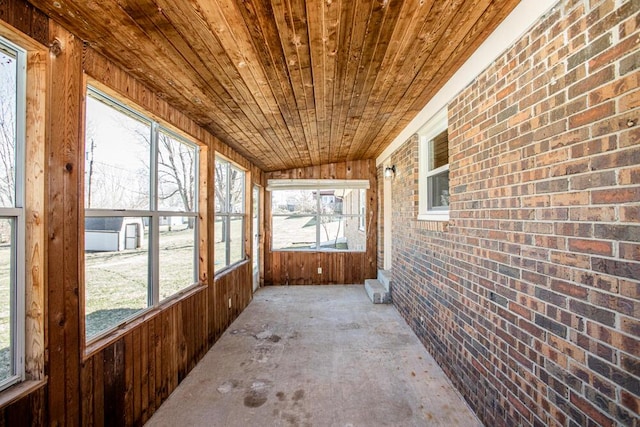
[146,286,482,427]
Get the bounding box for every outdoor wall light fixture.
[384,165,396,179]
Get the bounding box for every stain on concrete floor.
[146,285,482,427]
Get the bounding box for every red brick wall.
[384,0,639,425]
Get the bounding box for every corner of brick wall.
[387,0,640,426]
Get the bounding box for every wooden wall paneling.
[0,383,46,426]
[102,340,124,426]
[80,358,94,426]
[46,20,83,425]
[0,0,49,46]
[122,333,133,426]
[131,327,141,424]
[163,307,171,400]
[92,349,104,427]
[153,315,162,412]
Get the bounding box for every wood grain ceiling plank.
[29,0,272,168]
[306,0,327,164]
[124,0,289,169]
[338,0,433,160]
[337,0,408,161]
[112,0,270,155]
[184,0,302,169]
[270,0,319,167]
[327,0,357,165]
[28,0,521,171]
[319,0,341,166]
[364,0,515,159]
[236,0,312,169]
[346,0,456,159]
[287,0,321,165]
[407,0,520,116]
[329,0,375,163]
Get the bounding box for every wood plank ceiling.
[28,0,520,172]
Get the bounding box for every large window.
[215,157,245,272]
[0,37,25,391]
[84,87,199,341]
[269,180,368,252]
[419,108,449,220]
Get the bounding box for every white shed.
[85,217,145,252]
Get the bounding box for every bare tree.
[130,126,196,221]
[0,53,16,207]
[157,131,195,215]
[214,160,244,242]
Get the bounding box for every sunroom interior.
[0,0,638,425]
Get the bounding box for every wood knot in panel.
[49,39,62,57]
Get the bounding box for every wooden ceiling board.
[366,0,510,159]
[339,0,407,160]
[235,0,311,166]
[348,0,462,159]
[28,0,520,172]
[343,0,434,160]
[186,0,300,168]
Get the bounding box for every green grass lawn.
[0,244,11,382]
[85,226,196,339]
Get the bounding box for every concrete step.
[377,269,392,293]
[364,279,391,304]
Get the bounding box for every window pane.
[157,131,196,212]
[428,170,450,209]
[271,215,317,250]
[429,129,448,171]
[85,95,151,210]
[85,216,149,340]
[359,189,366,230]
[0,49,17,208]
[159,216,196,300]
[320,189,344,215]
[229,215,244,265]
[318,215,347,250]
[271,190,317,215]
[0,218,14,382]
[229,166,244,213]
[215,160,227,213]
[214,215,227,272]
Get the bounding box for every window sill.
[214,258,250,279]
[417,212,449,222]
[84,282,207,359]
[0,379,47,410]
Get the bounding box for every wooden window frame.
[0,22,47,402]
